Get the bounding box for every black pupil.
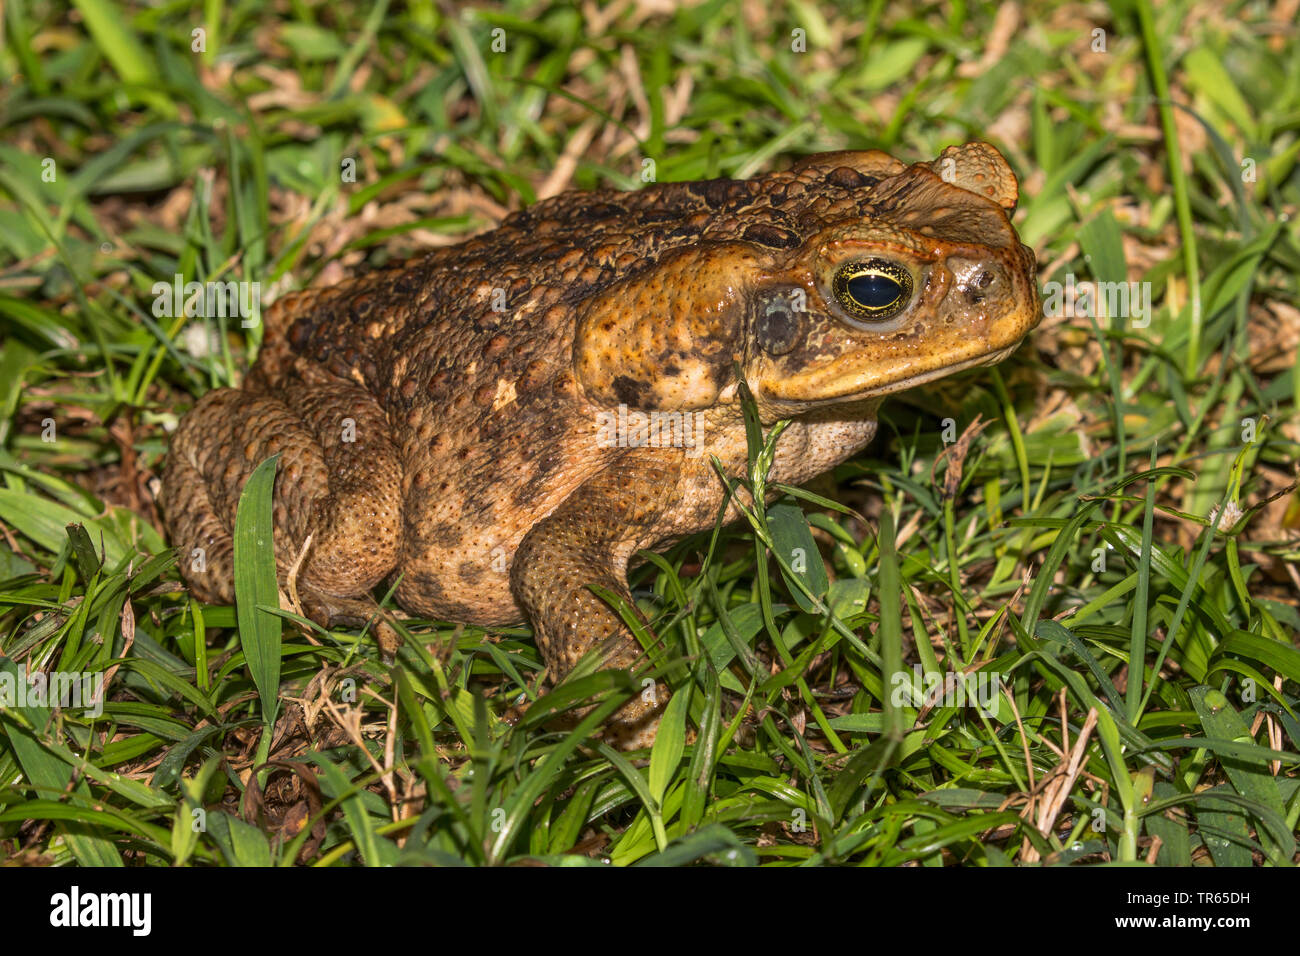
[848,272,901,310]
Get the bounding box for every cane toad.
[164,142,1040,748]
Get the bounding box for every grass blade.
[232,455,283,732]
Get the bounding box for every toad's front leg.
[509,454,684,750]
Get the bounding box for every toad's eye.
[832,260,913,322]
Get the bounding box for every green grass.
[1,0,1298,866]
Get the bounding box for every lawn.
[0,0,1297,867]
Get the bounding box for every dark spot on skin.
[700,352,732,392]
[479,411,509,444]
[409,569,477,622]
[668,225,700,240]
[426,369,451,398]
[288,317,315,350]
[521,445,563,480]
[688,178,746,208]
[408,571,445,603]
[637,207,682,224]
[611,375,650,407]
[458,561,484,586]
[577,202,625,222]
[425,522,463,548]
[350,295,374,319]
[742,222,801,249]
[663,363,681,377]
[502,208,532,230]
[463,493,496,526]
[512,479,546,508]
[826,166,873,189]
[520,359,550,391]
[438,601,478,622]
[393,271,421,294]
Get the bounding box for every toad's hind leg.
[509,455,681,750]
[163,378,404,624]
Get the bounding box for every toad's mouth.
[851,344,1021,399]
[758,341,1023,408]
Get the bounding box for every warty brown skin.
[163,142,1041,748]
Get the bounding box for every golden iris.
[832,260,913,321]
